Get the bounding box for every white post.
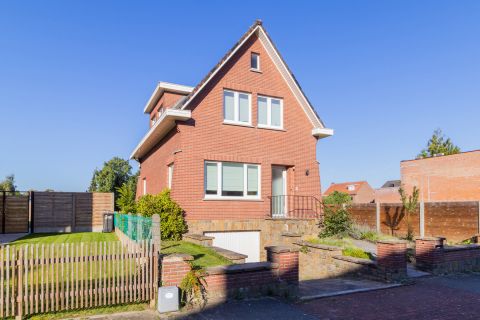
[420,201,425,238]
[376,202,381,233]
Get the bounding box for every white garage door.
[204,231,260,263]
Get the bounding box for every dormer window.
[250,53,260,71]
[347,185,355,191]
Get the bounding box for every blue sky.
[1,1,479,192]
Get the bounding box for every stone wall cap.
[444,244,480,252]
[211,246,248,260]
[264,245,299,253]
[206,262,275,275]
[333,255,377,266]
[162,253,194,262]
[293,241,342,251]
[377,240,409,245]
[281,232,302,238]
[184,234,215,241]
[415,237,445,241]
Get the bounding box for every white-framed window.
[257,96,283,129]
[150,117,156,127]
[168,163,174,189]
[143,177,147,195]
[251,52,260,71]
[223,90,252,125]
[204,161,260,199]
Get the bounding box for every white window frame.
[143,177,147,195]
[204,161,261,200]
[223,90,252,126]
[250,52,260,71]
[168,163,174,189]
[257,95,283,130]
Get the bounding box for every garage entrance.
[204,231,260,263]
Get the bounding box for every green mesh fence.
[114,212,152,242]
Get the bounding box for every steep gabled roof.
[175,20,332,137]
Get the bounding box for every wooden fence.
[0,192,29,234]
[32,192,114,233]
[0,240,158,318]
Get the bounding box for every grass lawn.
[11,232,118,246]
[162,241,232,268]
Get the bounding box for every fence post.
[419,201,425,238]
[376,202,381,233]
[16,247,23,320]
[151,214,160,308]
[127,213,133,240]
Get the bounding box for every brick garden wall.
[350,201,480,242]
[161,246,299,301]
[416,237,480,274]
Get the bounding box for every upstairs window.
[168,163,174,189]
[223,90,251,125]
[251,53,260,71]
[205,161,260,199]
[143,178,147,195]
[258,96,283,129]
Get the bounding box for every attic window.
[251,53,260,71]
[347,185,355,191]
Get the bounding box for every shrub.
[116,182,137,214]
[319,191,352,238]
[136,189,187,240]
[342,247,372,260]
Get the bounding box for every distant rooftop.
[380,180,401,188]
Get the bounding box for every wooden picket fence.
[0,240,158,318]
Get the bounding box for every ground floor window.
[204,161,260,199]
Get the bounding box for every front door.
[271,166,287,217]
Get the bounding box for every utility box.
[158,286,179,313]
[102,213,114,233]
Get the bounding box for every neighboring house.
[374,180,401,203]
[130,20,333,262]
[401,150,480,202]
[323,181,375,203]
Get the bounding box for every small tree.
[398,185,420,241]
[116,182,137,214]
[136,189,187,240]
[319,191,352,238]
[0,175,16,192]
[418,129,460,158]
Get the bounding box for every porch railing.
[269,195,322,219]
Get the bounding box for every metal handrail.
[268,195,322,219]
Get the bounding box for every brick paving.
[297,275,480,320]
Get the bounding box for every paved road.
[298,274,480,320]
[91,274,480,320]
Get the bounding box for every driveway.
[92,274,480,320]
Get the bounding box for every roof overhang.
[143,82,194,114]
[130,109,191,160]
[312,127,334,139]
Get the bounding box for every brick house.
[374,180,401,203]
[401,150,480,202]
[323,181,375,203]
[130,20,333,262]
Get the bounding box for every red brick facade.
[136,29,324,221]
[401,150,480,202]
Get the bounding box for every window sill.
[257,125,285,132]
[223,121,254,128]
[250,68,262,73]
[203,196,263,202]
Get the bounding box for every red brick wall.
[353,184,375,203]
[136,128,180,198]
[149,92,188,127]
[374,187,401,203]
[139,33,322,220]
[350,203,377,228]
[401,151,480,202]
